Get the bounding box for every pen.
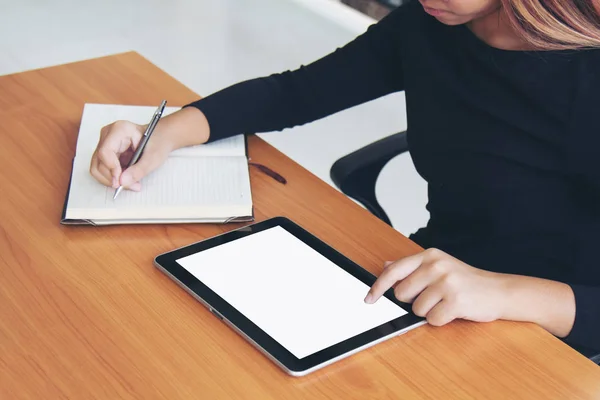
[113,100,167,200]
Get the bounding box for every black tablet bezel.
[154,216,424,374]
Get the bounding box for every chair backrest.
[330,131,409,226]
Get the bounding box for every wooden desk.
[1,52,599,399]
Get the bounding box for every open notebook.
[61,104,253,225]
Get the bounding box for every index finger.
[97,138,126,182]
[364,252,425,304]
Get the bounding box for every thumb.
[120,152,161,187]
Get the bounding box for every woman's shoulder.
[573,47,600,82]
[582,47,600,65]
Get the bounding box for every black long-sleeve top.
[186,1,600,354]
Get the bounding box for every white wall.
[0,0,428,236]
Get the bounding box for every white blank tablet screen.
[176,226,407,359]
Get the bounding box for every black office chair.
[330,131,408,227]
[329,131,600,365]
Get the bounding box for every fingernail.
[112,177,118,188]
[364,293,374,304]
[384,261,393,268]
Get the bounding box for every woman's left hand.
[364,248,508,326]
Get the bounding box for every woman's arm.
[365,248,600,351]
[184,5,410,144]
[89,5,415,188]
[561,285,600,349]
[499,275,575,338]
[498,278,600,352]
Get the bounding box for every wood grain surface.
[1,52,599,400]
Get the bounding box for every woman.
[90,0,600,357]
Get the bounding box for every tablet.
[154,217,425,376]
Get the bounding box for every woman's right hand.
[89,120,173,192]
[89,106,211,191]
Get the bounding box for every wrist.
[153,106,210,151]
[499,274,575,337]
[497,274,531,323]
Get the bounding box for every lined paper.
[171,135,245,157]
[65,104,252,222]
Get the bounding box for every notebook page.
[66,156,252,220]
[170,135,246,157]
[66,103,252,221]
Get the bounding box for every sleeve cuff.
[183,96,229,144]
[563,283,600,352]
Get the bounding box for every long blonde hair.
[502,0,600,50]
